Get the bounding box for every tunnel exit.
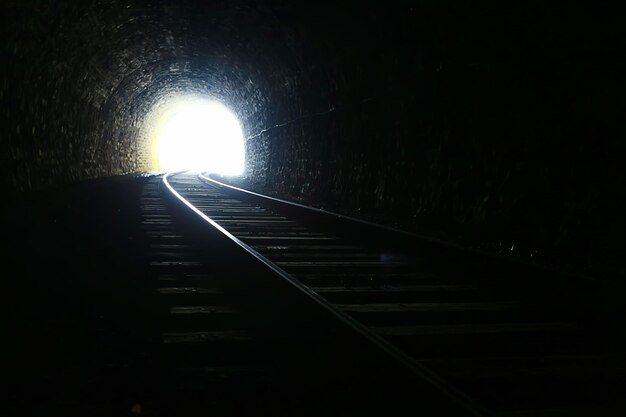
[149,96,245,175]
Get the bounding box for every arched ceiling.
[2,1,622,273]
[2,0,328,190]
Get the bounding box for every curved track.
[152,171,624,416]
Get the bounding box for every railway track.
[143,173,454,416]
[143,171,624,416]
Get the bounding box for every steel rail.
[163,171,489,417]
[200,172,592,284]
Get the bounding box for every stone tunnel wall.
[241,2,625,274]
[2,1,623,274]
[2,0,282,191]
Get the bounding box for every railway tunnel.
[3,1,625,416]
[3,0,624,271]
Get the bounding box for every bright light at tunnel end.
[150,96,245,176]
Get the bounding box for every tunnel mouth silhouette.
[145,94,245,176]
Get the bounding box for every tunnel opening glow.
[151,97,245,175]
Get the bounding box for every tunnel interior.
[2,0,624,274]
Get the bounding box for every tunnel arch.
[2,0,306,190]
[3,0,622,273]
